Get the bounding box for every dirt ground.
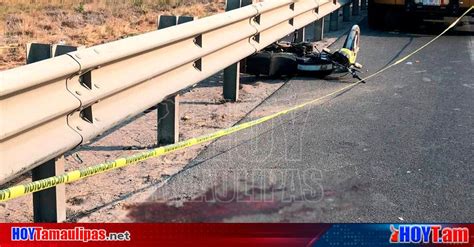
[0,8,364,222]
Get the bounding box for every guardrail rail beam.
[0,0,358,219]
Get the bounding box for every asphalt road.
[127,19,474,223]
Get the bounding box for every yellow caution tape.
[0,6,472,203]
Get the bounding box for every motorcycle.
[245,25,365,82]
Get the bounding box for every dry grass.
[0,0,225,70]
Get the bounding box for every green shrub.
[74,2,85,13]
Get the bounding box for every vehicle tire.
[246,51,272,76]
[246,51,296,77]
[343,25,361,55]
[268,52,297,77]
[368,0,385,29]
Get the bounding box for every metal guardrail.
[0,0,351,185]
[0,0,360,221]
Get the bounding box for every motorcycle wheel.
[343,25,361,55]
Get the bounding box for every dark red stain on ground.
[126,186,294,222]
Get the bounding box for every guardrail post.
[157,95,180,145]
[313,18,325,41]
[27,43,78,222]
[238,0,252,75]
[177,16,194,24]
[158,15,195,29]
[32,157,66,223]
[353,0,360,16]
[294,28,306,42]
[329,10,339,31]
[154,16,194,145]
[26,43,51,64]
[361,0,367,10]
[343,4,351,21]
[223,63,240,101]
[225,0,240,10]
[223,0,249,102]
[158,15,177,29]
[241,0,252,6]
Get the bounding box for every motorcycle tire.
[246,51,297,77]
[343,25,361,55]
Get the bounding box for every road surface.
[126,19,474,223]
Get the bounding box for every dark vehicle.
[368,0,473,28]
